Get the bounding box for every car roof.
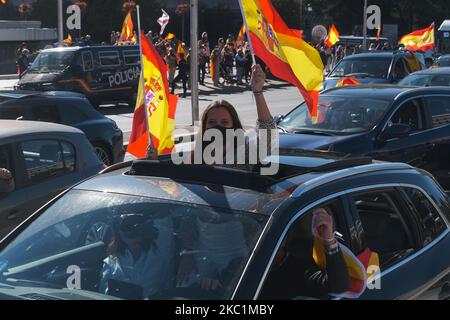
[322,84,450,99]
[73,152,414,215]
[409,67,450,75]
[0,120,83,139]
[0,90,86,100]
[40,45,138,53]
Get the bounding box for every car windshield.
[0,190,267,300]
[438,57,450,67]
[29,51,75,73]
[330,58,392,79]
[399,73,450,86]
[279,95,391,135]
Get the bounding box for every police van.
[17,45,141,107]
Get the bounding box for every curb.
[0,75,18,81]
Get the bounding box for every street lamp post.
[58,0,64,46]
[362,0,368,51]
[190,0,199,125]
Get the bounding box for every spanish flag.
[400,23,435,51]
[121,11,134,42]
[127,33,179,158]
[236,24,246,47]
[240,0,323,117]
[313,239,380,299]
[376,25,382,41]
[336,77,360,87]
[165,33,175,41]
[325,24,340,48]
[63,34,73,45]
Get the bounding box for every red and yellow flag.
[400,23,435,51]
[236,24,246,47]
[1,0,7,4]
[241,0,323,116]
[165,33,176,41]
[63,34,73,45]
[127,34,179,158]
[121,11,134,42]
[336,77,361,87]
[376,25,382,41]
[325,24,340,48]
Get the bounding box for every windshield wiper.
[292,130,337,136]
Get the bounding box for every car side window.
[21,140,67,184]
[403,187,447,247]
[348,189,416,271]
[31,104,61,123]
[82,51,94,72]
[422,96,450,128]
[0,104,25,120]
[259,199,352,300]
[392,59,408,80]
[61,141,76,172]
[0,144,13,174]
[390,99,424,132]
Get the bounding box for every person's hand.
[251,64,265,93]
[312,208,335,242]
[146,144,158,160]
[0,168,12,181]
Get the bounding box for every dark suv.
[324,51,425,90]
[277,85,450,189]
[0,153,448,300]
[0,91,124,165]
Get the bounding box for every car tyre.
[93,143,113,166]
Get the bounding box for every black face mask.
[202,125,234,151]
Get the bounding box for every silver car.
[0,120,103,237]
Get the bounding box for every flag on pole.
[165,33,176,41]
[127,33,179,158]
[239,0,324,117]
[63,34,73,45]
[400,23,435,51]
[121,11,134,42]
[325,24,340,48]
[157,9,170,35]
[376,25,382,41]
[236,24,246,47]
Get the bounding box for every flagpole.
[238,0,256,65]
[136,5,153,148]
[190,0,200,125]
[58,0,64,46]
[362,0,368,51]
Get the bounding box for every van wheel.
[93,143,113,166]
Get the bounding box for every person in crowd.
[200,32,211,71]
[244,43,253,83]
[0,168,14,193]
[235,48,247,85]
[17,48,30,79]
[84,34,93,46]
[259,207,350,300]
[222,42,235,82]
[198,42,209,85]
[171,53,188,98]
[210,44,222,87]
[166,47,178,85]
[16,42,27,60]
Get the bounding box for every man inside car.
[0,168,14,194]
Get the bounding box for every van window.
[123,50,140,66]
[99,51,120,67]
[82,51,94,71]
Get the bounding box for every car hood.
[18,72,60,84]
[278,132,356,150]
[323,77,390,90]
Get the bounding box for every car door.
[14,137,80,229]
[255,196,357,300]
[346,187,449,299]
[419,95,450,189]
[0,143,34,237]
[371,97,432,168]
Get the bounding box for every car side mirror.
[381,123,411,140]
[274,114,284,125]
